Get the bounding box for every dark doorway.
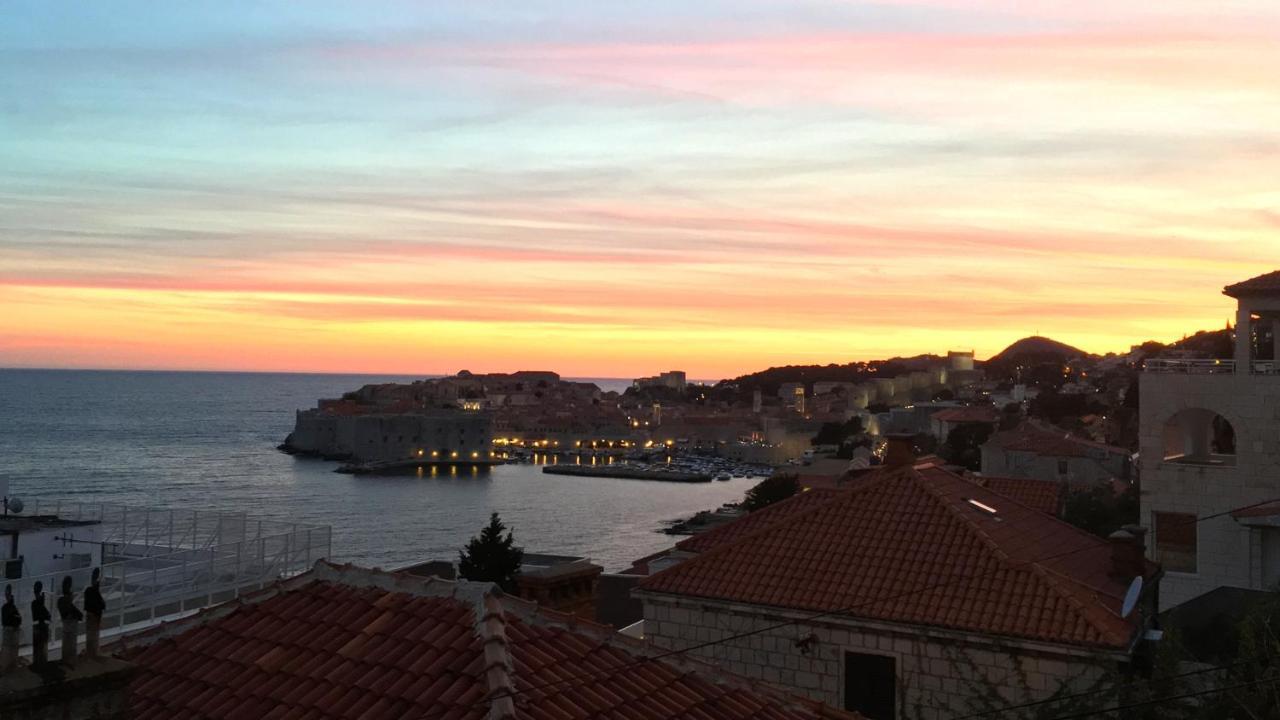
[844,651,896,719]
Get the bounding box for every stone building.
[980,420,1130,487]
[285,409,492,463]
[635,459,1160,720]
[1140,270,1280,609]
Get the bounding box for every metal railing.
[1145,358,1280,375]
[1144,358,1236,374]
[3,503,330,647]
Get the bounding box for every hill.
[720,354,946,395]
[988,336,1089,366]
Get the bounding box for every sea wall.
[284,410,492,463]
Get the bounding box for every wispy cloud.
[1,0,1277,375]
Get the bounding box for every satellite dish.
[1121,576,1143,618]
[6,497,23,514]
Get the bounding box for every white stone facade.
[639,593,1120,720]
[980,445,1128,487]
[1139,372,1280,608]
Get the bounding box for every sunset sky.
[2,1,1277,378]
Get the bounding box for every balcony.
[1145,359,1280,375]
[4,501,331,649]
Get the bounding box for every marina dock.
[542,465,712,483]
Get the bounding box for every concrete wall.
[0,659,134,720]
[980,447,1127,487]
[640,593,1117,720]
[2,524,102,578]
[1139,373,1280,608]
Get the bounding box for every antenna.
[1121,576,1144,618]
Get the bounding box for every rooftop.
[1224,270,1280,298]
[984,420,1128,459]
[113,561,857,720]
[965,475,1063,516]
[930,406,1001,424]
[639,462,1156,651]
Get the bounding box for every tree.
[812,417,865,446]
[1061,484,1138,538]
[940,423,995,471]
[743,474,799,512]
[458,512,524,592]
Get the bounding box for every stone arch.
[1162,407,1237,466]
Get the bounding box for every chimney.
[1108,526,1147,579]
[883,433,917,469]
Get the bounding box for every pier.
[542,465,711,483]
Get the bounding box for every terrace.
[5,501,330,648]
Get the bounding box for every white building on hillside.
[1140,271,1280,609]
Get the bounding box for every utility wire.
[416,495,1280,720]
[1038,673,1280,720]
[953,655,1267,719]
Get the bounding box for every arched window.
[1162,408,1236,466]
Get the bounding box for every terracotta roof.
[985,421,1127,459]
[967,475,1063,516]
[1224,271,1280,298]
[639,463,1156,651]
[676,488,844,554]
[931,406,1000,424]
[114,561,856,720]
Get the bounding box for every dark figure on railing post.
[84,568,105,659]
[58,576,83,667]
[1,584,20,673]
[30,581,50,667]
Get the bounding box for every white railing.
[1254,361,1280,375]
[1145,359,1280,375]
[3,504,330,647]
[1144,359,1236,374]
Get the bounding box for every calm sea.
[0,369,752,571]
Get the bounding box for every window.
[1162,409,1236,466]
[844,651,895,720]
[1154,511,1197,573]
[1057,459,1069,475]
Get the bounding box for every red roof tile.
[676,488,843,554]
[967,475,1063,516]
[985,421,1127,459]
[639,463,1156,651]
[931,406,1000,424]
[1224,270,1280,297]
[113,562,857,720]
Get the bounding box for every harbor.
[542,465,712,483]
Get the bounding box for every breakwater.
[542,465,712,483]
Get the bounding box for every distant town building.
[980,420,1130,487]
[1141,270,1280,609]
[930,405,1000,442]
[286,409,493,464]
[633,370,687,391]
[948,350,976,371]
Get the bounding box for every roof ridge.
[912,466,1014,565]
[477,592,517,720]
[921,467,1136,647]
[1025,567,1131,648]
[674,486,844,552]
[644,473,891,587]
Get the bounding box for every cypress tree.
[458,512,524,592]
